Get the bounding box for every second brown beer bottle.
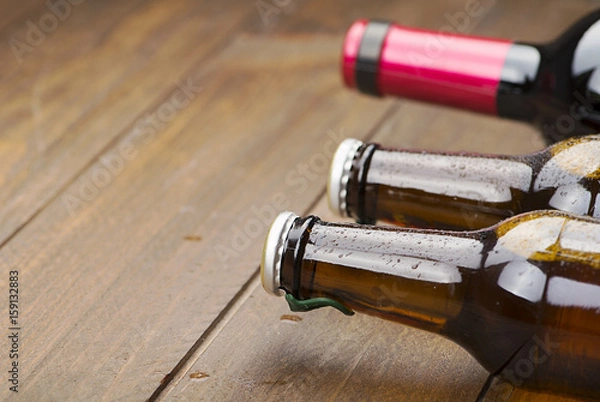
[329,135,600,229]
[261,210,600,400]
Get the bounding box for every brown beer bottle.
[261,210,600,400]
[328,135,600,230]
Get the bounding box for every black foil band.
[289,217,317,299]
[346,143,378,224]
[355,20,391,96]
[355,144,378,224]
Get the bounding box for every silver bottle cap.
[261,211,299,296]
[328,138,364,217]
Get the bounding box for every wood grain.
[0,0,250,245]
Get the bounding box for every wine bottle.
[342,11,600,143]
[328,135,600,230]
[261,210,600,399]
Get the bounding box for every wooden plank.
[245,0,481,33]
[0,0,147,85]
[0,1,41,31]
[0,0,253,245]
[0,31,394,400]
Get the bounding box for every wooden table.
[0,0,598,400]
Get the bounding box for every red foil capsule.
[342,19,513,115]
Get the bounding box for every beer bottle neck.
[330,139,535,229]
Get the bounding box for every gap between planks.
[151,186,325,401]
[151,103,402,400]
[151,187,325,401]
[0,4,258,253]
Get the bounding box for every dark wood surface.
[0,0,598,400]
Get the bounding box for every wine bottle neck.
[279,218,485,332]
